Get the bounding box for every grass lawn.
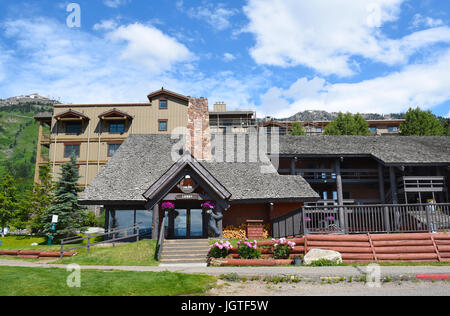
[56,240,159,266]
[0,235,62,251]
[0,266,217,296]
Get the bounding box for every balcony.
[398,176,447,193]
[40,134,51,147]
[273,203,450,237]
[297,169,378,183]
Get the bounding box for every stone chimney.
[186,97,211,160]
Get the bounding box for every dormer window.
[65,121,82,134]
[109,121,125,134]
[159,99,168,109]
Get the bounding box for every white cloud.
[93,19,119,31]
[103,0,130,8]
[223,53,235,61]
[0,18,197,102]
[0,17,262,109]
[107,23,193,73]
[258,49,450,117]
[412,14,444,29]
[178,1,238,31]
[244,0,450,77]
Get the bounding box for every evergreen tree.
[41,155,88,239]
[400,107,445,136]
[0,173,18,237]
[289,121,307,135]
[323,113,371,136]
[25,163,55,234]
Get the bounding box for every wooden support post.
[34,123,43,184]
[335,159,344,205]
[378,164,385,204]
[216,205,223,238]
[389,167,398,204]
[335,159,346,233]
[290,158,296,175]
[152,204,159,240]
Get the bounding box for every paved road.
[1,259,449,281]
[208,279,450,296]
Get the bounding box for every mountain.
[0,95,57,193]
[279,110,405,122]
[0,93,56,107]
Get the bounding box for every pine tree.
[26,163,55,234]
[289,121,307,135]
[0,173,18,237]
[400,107,446,136]
[323,113,371,136]
[41,155,88,239]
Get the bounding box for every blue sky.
[0,0,449,118]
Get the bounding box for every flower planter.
[210,258,293,266]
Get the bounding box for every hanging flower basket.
[201,201,215,211]
[162,202,178,218]
[161,202,175,211]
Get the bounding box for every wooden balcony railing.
[272,203,450,238]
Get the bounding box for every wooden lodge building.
[79,95,450,239]
[34,89,450,240]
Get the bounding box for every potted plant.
[292,255,303,265]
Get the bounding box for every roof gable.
[147,88,189,103]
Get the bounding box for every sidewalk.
[1,259,449,281]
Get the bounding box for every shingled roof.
[276,136,450,165]
[80,134,319,204]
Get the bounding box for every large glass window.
[64,144,80,157]
[65,122,82,134]
[108,210,135,238]
[109,121,125,134]
[108,209,153,239]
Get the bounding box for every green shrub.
[237,239,261,259]
[208,240,232,258]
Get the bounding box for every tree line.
[0,155,97,239]
[289,107,450,136]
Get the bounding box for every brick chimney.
[186,97,211,160]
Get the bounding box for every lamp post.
[48,215,58,245]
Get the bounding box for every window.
[388,126,399,133]
[108,143,121,157]
[109,121,125,134]
[369,127,377,133]
[64,144,80,157]
[159,99,168,109]
[65,122,82,134]
[158,120,168,131]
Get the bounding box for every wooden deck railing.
[273,203,450,238]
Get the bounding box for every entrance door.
[168,206,205,239]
